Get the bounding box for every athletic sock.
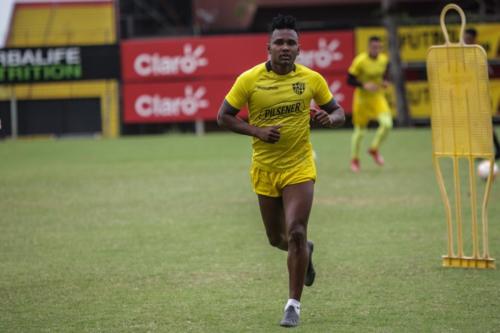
[370,125,388,150]
[351,126,366,159]
[371,112,393,149]
[285,298,301,315]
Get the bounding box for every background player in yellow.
[217,14,345,328]
[347,36,392,173]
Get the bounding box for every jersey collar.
[265,61,296,73]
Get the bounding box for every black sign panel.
[0,44,120,84]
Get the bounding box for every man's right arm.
[347,73,379,92]
[347,73,362,88]
[217,100,281,143]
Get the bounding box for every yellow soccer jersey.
[225,61,333,171]
[348,52,389,99]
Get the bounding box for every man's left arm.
[312,98,345,128]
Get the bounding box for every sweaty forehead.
[270,29,298,42]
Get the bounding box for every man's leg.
[258,195,287,251]
[368,112,393,165]
[350,125,366,172]
[350,100,367,172]
[369,111,393,151]
[282,181,314,301]
[278,181,314,327]
[351,125,367,160]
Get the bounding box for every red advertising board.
[121,31,354,83]
[123,80,235,123]
[121,35,267,82]
[296,31,354,73]
[122,73,352,124]
[121,30,355,123]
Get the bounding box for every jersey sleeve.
[348,54,363,76]
[225,72,251,110]
[312,72,334,106]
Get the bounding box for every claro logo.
[133,44,208,76]
[134,86,209,117]
[297,38,343,69]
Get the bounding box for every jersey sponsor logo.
[297,38,344,69]
[292,82,305,95]
[134,85,209,117]
[256,85,278,90]
[257,101,305,121]
[133,44,208,77]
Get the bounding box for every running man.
[347,36,392,173]
[217,14,345,327]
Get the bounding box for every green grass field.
[1,128,500,332]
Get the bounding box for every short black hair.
[369,36,381,43]
[465,28,477,38]
[270,14,298,33]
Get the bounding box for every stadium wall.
[0,80,119,137]
[0,1,120,138]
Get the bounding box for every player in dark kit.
[217,14,345,327]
